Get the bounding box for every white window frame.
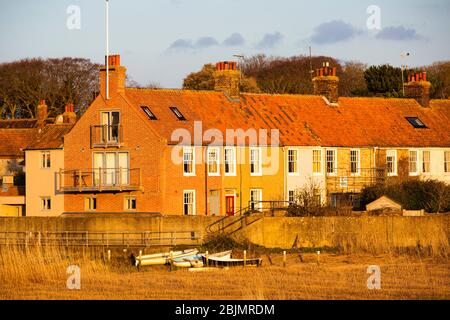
[287,148,299,176]
[386,149,397,176]
[40,197,51,211]
[445,150,450,174]
[288,190,295,204]
[100,110,121,143]
[183,190,196,215]
[183,147,195,176]
[312,149,323,175]
[409,150,419,176]
[422,150,431,174]
[41,151,51,169]
[207,147,220,176]
[250,147,262,176]
[92,151,130,186]
[350,149,361,176]
[326,149,337,176]
[250,189,263,212]
[224,147,236,176]
[124,196,137,211]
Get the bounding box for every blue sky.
[1,0,449,88]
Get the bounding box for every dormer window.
[406,117,427,128]
[141,106,157,120]
[170,107,186,121]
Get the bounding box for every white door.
[105,153,116,185]
[118,152,129,185]
[93,153,103,186]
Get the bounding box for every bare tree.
[0,58,100,119]
[287,178,325,217]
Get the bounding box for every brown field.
[0,246,449,300]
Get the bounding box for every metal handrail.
[90,124,123,148]
[58,168,141,192]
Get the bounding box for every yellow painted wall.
[222,146,284,214]
[25,150,65,217]
[0,204,22,217]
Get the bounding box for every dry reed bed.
[0,246,448,300]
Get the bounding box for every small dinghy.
[172,251,232,268]
[172,254,204,268]
[202,251,262,267]
[135,249,198,267]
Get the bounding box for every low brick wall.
[0,214,449,252]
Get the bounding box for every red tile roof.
[124,88,450,148]
[0,119,37,129]
[25,124,74,150]
[0,128,38,157]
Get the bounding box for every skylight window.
[170,107,186,121]
[141,106,157,120]
[406,117,427,129]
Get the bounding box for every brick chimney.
[213,61,241,98]
[36,100,48,127]
[62,103,77,124]
[99,54,126,98]
[312,63,339,104]
[405,72,431,108]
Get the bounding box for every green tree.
[364,64,403,97]
[183,63,260,93]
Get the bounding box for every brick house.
[13,55,450,216]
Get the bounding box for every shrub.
[361,180,450,213]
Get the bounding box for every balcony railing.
[90,125,123,148]
[326,167,386,193]
[58,168,141,193]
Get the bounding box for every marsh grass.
[0,245,448,300]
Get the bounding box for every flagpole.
[106,0,110,100]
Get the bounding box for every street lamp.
[400,52,410,97]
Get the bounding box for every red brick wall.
[64,72,222,215]
[63,90,165,213]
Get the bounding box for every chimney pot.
[36,100,48,127]
[100,54,126,97]
[313,64,339,103]
[214,61,241,98]
[405,70,431,107]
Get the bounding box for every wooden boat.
[201,251,262,267]
[172,254,203,268]
[135,249,198,267]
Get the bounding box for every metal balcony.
[90,125,123,148]
[58,168,141,193]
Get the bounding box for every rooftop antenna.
[309,46,314,81]
[233,54,245,85]
[233,54,245,69]
[105,0,110,100]
[400,52,410,97]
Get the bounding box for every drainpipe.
[239,146,243,211]
[283,147,286,202]
[204,148,208,216]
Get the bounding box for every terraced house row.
[1,55,450,216]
